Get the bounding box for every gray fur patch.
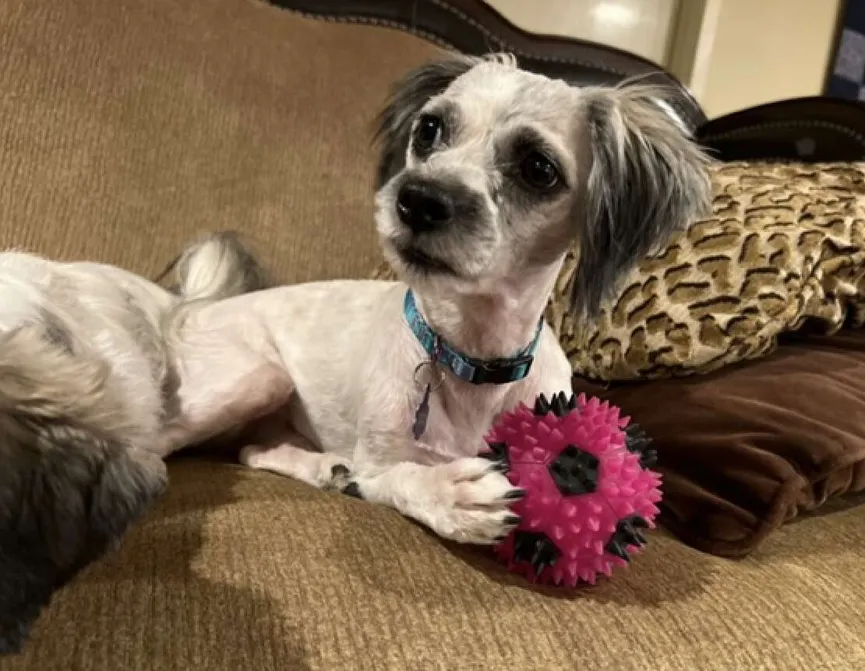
[374,55,479,187]
[39,311,74,354]
[0,331,167,654]
[0,415,166,654]
[571,86,714,319]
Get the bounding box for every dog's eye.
[413,115,443,153]
[519,152,560,191]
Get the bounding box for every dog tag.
[412,383,432,440]
[411,359,443,440]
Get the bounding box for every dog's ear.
[0,419,166,655]
[571,84,714,319]
[374,54,479,188]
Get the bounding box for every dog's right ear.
[374,55,478,188]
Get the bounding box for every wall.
[485,0,678,65]
[486,0,844,120]
[671,0,843,118]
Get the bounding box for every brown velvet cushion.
[573,329,865,557]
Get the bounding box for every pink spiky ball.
[482,391,663,587]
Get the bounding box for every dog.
[0,233,265,653]
[156,54,713,545]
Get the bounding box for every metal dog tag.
[412,359,444,440]
[412,382,432,440]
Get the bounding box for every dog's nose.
[396,181,454,233]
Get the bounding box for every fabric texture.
[0,0,864,669]
[0,0,440,284]
[564,162,865,381]
[2,459,865,671]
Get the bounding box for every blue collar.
[403,289,543,385]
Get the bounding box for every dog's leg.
[240,438,352,491]
[350,454,523,545]
[156,358,292,457]
[238,415,351,490]
[157,304,295,457]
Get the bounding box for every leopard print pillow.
[372,162,865,381]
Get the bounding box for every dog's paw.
[422,457,524,545]
[325,462,353,492]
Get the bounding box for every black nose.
[396,181,454,233]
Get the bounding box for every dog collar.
[403,289,542,385]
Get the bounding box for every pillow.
[572,329,865,557]
[373,161,865,381]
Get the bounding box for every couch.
[0,0,863,669]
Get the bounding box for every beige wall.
[487,0,843,120]
[673,0,843,118]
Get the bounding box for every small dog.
[0,233,265,653]
[158,54,713,544]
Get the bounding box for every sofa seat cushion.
[0,0,441,284]
[3,459,864,670]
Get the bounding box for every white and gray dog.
[158,55,713,541]
[0,53,712,650]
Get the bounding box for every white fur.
[0,252,175,446]
[0,233,264,459]
[163,279,571,543]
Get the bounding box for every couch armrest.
[696,96,865,162]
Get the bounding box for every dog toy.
[482,391,662,587]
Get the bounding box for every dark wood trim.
[697,95,865,161]
[265,0,708,130]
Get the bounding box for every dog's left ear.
[572,84,714,319]
[374,54,480,188]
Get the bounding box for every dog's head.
[374,54,713,317]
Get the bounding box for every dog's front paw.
[423,457,524,545]
[327,462,353,492]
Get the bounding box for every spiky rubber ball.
[482,391,663,587]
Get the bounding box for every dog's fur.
[155,55,713,543]
[0,233,265,654]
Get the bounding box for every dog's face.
[374,54,713,317]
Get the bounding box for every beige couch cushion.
[3,461,865,670]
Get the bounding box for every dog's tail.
[156,231,268,302]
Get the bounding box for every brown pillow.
[572,329,865,557]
